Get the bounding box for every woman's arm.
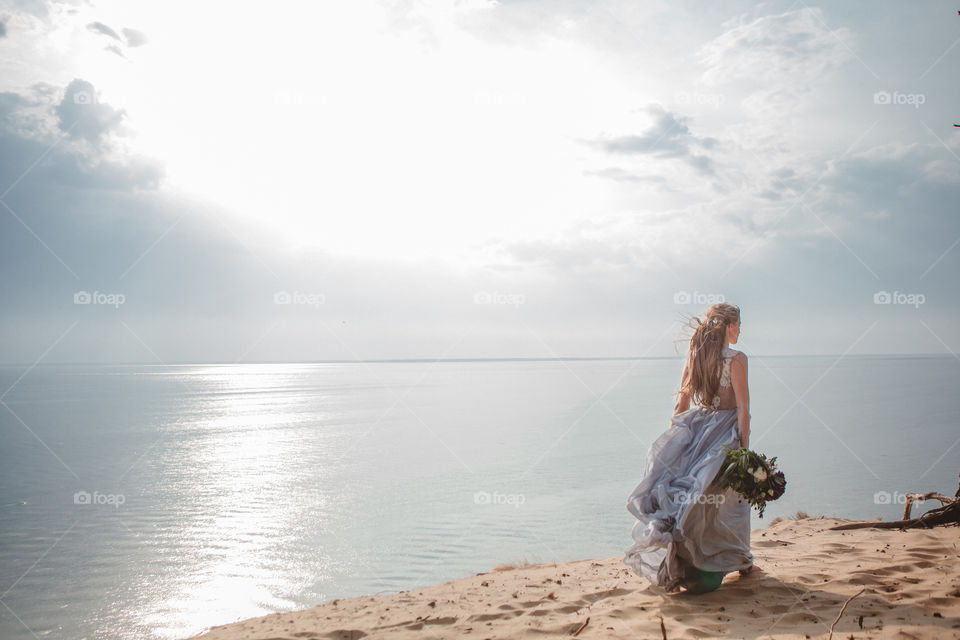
[673,361,691,415]
[730,352,750,447]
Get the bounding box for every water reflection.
[1,358,957,640]
[144,365,341,638]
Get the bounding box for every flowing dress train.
[623,347,754,593]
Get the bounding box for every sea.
[1,356,957,639]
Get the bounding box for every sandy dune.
[190,516,960,639]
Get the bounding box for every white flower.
[752,467,768,482]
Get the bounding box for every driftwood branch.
[902,492,954,519]
[829,473,960,531]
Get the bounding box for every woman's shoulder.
[723,346,746,361]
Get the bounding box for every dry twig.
[827,587,865,639]
[571,616,589,637]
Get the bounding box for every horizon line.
[0,352,953,367]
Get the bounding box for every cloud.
[2,81,162,190]
[699,7,854,86]
[86,21,121,41]
[496,124,960,288]
[4,0,85,21]
[84,21,147,55]
[0,91,29,123]
[696,6,855,124]
[587,104,718,175]
[1,1,958,362]
[39,142,162,190]
[104,43,127,58]
[55,79,126,141]
[0,19,6,37]
[122,27,148,47]
[817,142,960,245]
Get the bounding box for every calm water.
[0,356,957,639]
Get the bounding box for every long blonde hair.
[676,302,740,408]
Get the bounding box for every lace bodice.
[709,347,738,410]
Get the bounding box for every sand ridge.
[190,516,960,639]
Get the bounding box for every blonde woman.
[623,302,755,594]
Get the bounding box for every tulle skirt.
[623,406,754,593]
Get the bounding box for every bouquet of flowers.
[712,446,786,518]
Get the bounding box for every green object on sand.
[680,567,725,594]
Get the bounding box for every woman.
[623,302,755,594]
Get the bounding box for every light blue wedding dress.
[623,346,754,593]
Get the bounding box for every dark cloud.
[1,82,162,191]
[814,149,960,276]
[55,79,125,141]
[589,105,718,175]
[38,142,162,190]
[84,22,147,53]
[0,20,7,37]
[86,21,120,41]
[122,27,148,47]
[0,91,28,120]
[1,84,64,136]
[105,43,126,58]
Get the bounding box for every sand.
[189,516,960,639]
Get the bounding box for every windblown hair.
[676,302,740,409]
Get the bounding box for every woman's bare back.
[707,346,739,410]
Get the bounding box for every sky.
[0,0,958,363]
